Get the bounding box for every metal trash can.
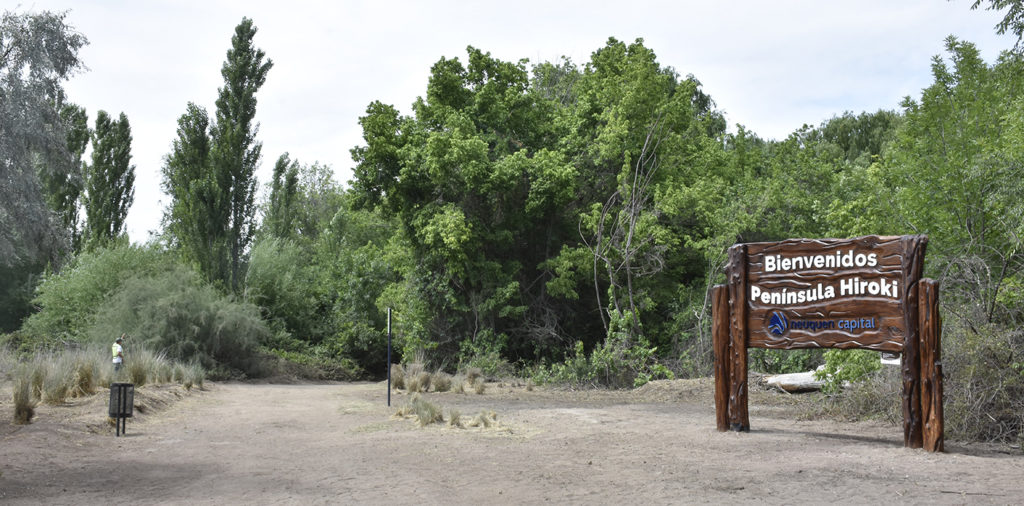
[109,383,134,436]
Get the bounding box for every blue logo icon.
[768,311,788,336]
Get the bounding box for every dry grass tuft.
[473,378,486,395]
[416,371,432,392]
[13,375,36,424]
[448,408,463,428]
[467,410,497,428]
[433,371,452,392]
[465,367,483,384]
[390,364,406,390]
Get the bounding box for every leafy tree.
[353,46,578,362]
[969,0,1024,48]
[83,110,135,248]
[0,10,86,267]
[46,103,89,251]
[0,10,86,332]
[210,17,272,292]
[263,153,300,239]
[885,38,1024,324]
[162,18,271,291]
[161,103,228,285]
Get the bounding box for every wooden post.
[901,236,927,449]
[712,284,730,432]
[727,245,749,431]
[919,278,944,452]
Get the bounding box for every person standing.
[112,334,125,372]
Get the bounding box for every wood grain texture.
[745,236,910,351]
[919,278,944,452]
[901,236,927,449]
[727,245,749,431]
[712,284,730,432]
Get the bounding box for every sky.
[20,0,1017,243]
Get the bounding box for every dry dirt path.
[2,381,1023,505]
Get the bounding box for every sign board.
[713,234,943,451]
[734,235,927,352]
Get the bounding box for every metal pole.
[387,307,392,407]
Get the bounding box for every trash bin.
[109,383,134,436]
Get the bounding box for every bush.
[533,336,674,389]
[20,244,170,346]
[750,348,822,375]
[87,266,268,376]
[942,321,1024,444]
[814,349,882,394]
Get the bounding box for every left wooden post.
[727,245,749,431]
[712,284,730,432]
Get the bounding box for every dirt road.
[2,380,1022,504]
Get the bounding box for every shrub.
[814,349,882,394]
[87,266,267,376]
[533,337,674,389]
[942,321,1024,444]
[21,244,170,345]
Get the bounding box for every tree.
[161,103,229,285]
[84,110,135,248]
[162,18,271,291]
[263,153,300,239]
[44,103,89,251]
[969,0,1024,48]
[0,10,86,332]
[210,17,272,292]
[0,10,86,267]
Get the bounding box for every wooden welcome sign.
[712,235,944,452]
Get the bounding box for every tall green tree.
[210,17,272,292]
[161,103,229,285]
[162,18,271,291]
[84,110,135,248]
[46,103,89,251]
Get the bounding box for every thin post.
[385,307,389,409]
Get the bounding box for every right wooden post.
[919,278,944,452]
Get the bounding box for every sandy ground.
[2,378,1023,505]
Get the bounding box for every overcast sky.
[23,1,1016,243]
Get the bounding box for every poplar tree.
[210,17,272,291]
[162,18,271,291]
[84,110,135,248]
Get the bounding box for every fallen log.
[764,371,824,393]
